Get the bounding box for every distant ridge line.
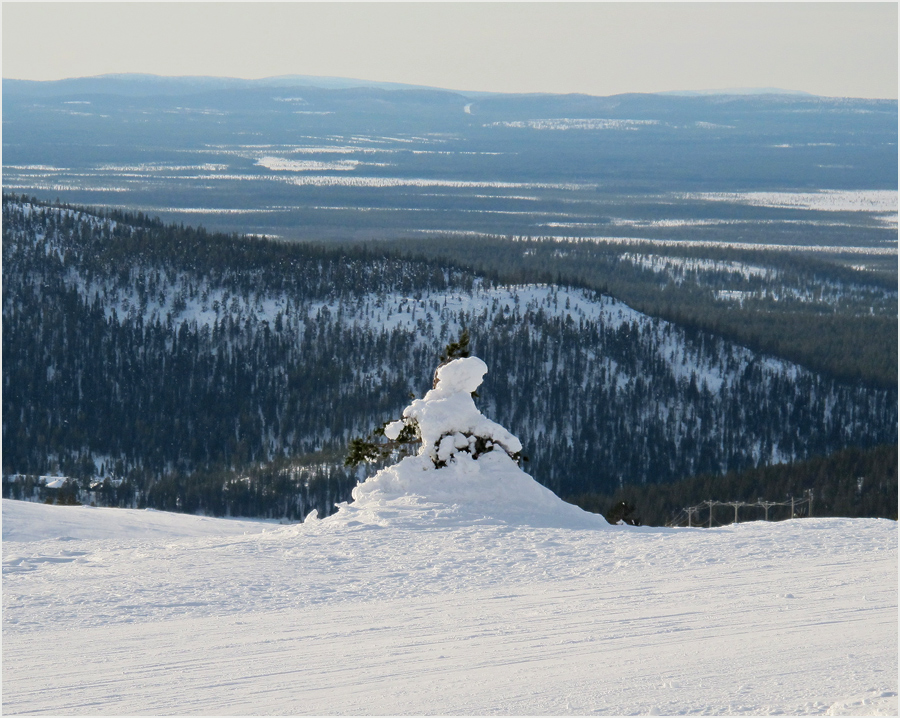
[659,87,816,97]
[0,73,851,101]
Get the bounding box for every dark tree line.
[569,444,898,525]
[2,458,359,521]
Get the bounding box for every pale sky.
[2,2,897,99]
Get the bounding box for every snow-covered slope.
[3,499,896,716]
[2,500,277,543]
[5,199,895,500]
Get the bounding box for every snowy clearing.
[283,175,594,190]
[620,253,776,281]
[486,118,660,131]
[255,156,359,172]
[684,190,898,214]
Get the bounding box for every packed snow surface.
[3,498,896,716]
[2,500,277,543]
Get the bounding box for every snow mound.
[335,451,608,529]
[330,356,609,529]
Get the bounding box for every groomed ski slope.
[3,359,897,715]
[3,500,896,716]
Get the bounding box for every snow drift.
[332,356,609,529]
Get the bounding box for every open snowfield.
[3,497,896,716]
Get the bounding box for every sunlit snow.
[3,497,896,714]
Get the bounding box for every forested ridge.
[3,195,896,519]
[383,235,898,388]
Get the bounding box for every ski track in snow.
[2,500,896,716]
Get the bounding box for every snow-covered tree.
[339,347,606,529]
[345,334,522,470]
[388,354,522,468]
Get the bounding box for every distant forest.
[570,444,898,525]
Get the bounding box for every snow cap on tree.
[402,356,521,467]
[435,355,486,394]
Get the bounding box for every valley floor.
[2,500,896,715]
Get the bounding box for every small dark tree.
[606,500,641,526]
[440,329,470,362]
[433,328,471,388]
[344,421,421,467]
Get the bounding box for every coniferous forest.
[2,195,897,519]
[570,444,898,525]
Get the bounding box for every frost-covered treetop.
[434,355,488,394]
[388,356,522,468]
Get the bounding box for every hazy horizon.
[2,3,897,100]
[1,71,839,100]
